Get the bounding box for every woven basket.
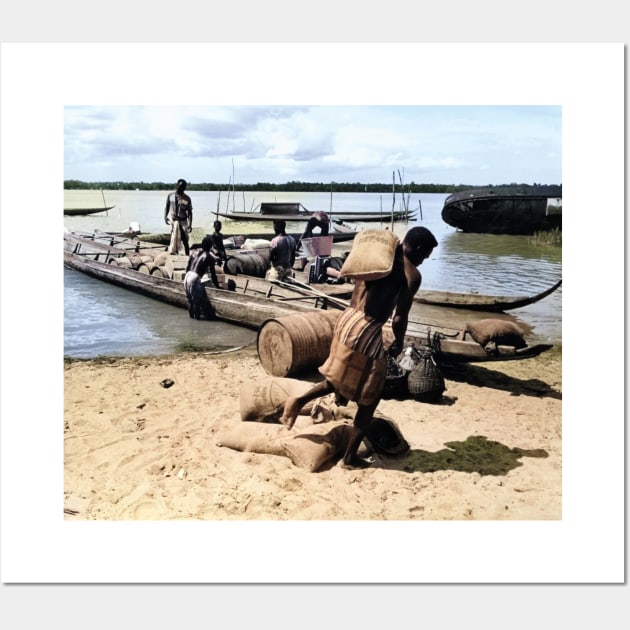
[382,355,409,399]
[407,351,445,403]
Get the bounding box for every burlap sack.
[216,423,290,456]
[464,319,527,349]
[239,377,315,423]
[282,423,353,472]
[338,230,399,281]
[217,420,353,472]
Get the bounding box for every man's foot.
[341,456,372,469]
[279,396,300,429]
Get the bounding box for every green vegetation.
[529,228,562,246]
[175,340,218,353]
[64,179,562,197]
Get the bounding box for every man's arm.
[164,194,171,224]
[289,237,296,267]
[390,269,420,356]
[204,252,220,288]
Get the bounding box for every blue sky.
[64,105,561,186]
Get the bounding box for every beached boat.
[64,230,553,364]
[414,279,562,312]
[136,224,359,248]
[67,229,560,312]
[63,230,353,304]
[63,206,115,216]
[441,189,562,235]
[217,201,416,223]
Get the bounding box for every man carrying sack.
[279,226,438,469]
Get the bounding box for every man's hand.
[165,218,170,226]
[187,226,193,233]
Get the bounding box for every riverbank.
[64,344,562,521]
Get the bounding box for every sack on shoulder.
[339,230,399,281]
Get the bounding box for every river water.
[63,190,562,358]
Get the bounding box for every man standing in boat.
[280,226,438,469]
[210,220,227,264]
[301,210,330,240]
[184,236,221,319]
[164,179,193,255]
[267,220,297,281]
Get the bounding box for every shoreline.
[64,344,562,520]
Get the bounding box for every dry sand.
[63,342,562,521]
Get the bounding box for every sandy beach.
[64,342,562,521]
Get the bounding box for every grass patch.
[175,340,216,353]
[529,228,562,246]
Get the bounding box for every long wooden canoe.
[63,230,349,308]
[216,210,417,223]
[64,206,115,216]
[64,231,553,363]
[136,228,358,247]
[414,279,562,312]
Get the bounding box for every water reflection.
[64,268,257,358]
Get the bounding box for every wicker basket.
[382,355,409,399]
[407,351,445,403]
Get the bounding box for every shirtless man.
[279,226,437,468]
[183,236,221,319]
[301,210,330,239]
[210,220,227,263]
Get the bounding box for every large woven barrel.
[257,310,342,377]
[407,352,445,403]
[225,252,269,278]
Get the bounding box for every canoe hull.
[64,206,115,216]
[216,210,416,223]
[414,279,562,312]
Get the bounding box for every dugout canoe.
[63,230,350,310]
[215,201,415,224]
[217,210,417,223]
[136,227,359,247]
[414,279,562,312]
[63,206,115,216]
[63,248,330,327]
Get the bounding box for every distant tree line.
[64,179,561,196]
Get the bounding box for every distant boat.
[441,189,562,235]
[64,206,115,216]
[64,189,114,216]
[217,201,416,223]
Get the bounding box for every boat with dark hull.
[441,189,562,235]
[64,206,115,216]
[217,202,416,224]
[64,230,553,364]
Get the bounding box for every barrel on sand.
[257,310,341,377]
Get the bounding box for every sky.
[63,105,562,187]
